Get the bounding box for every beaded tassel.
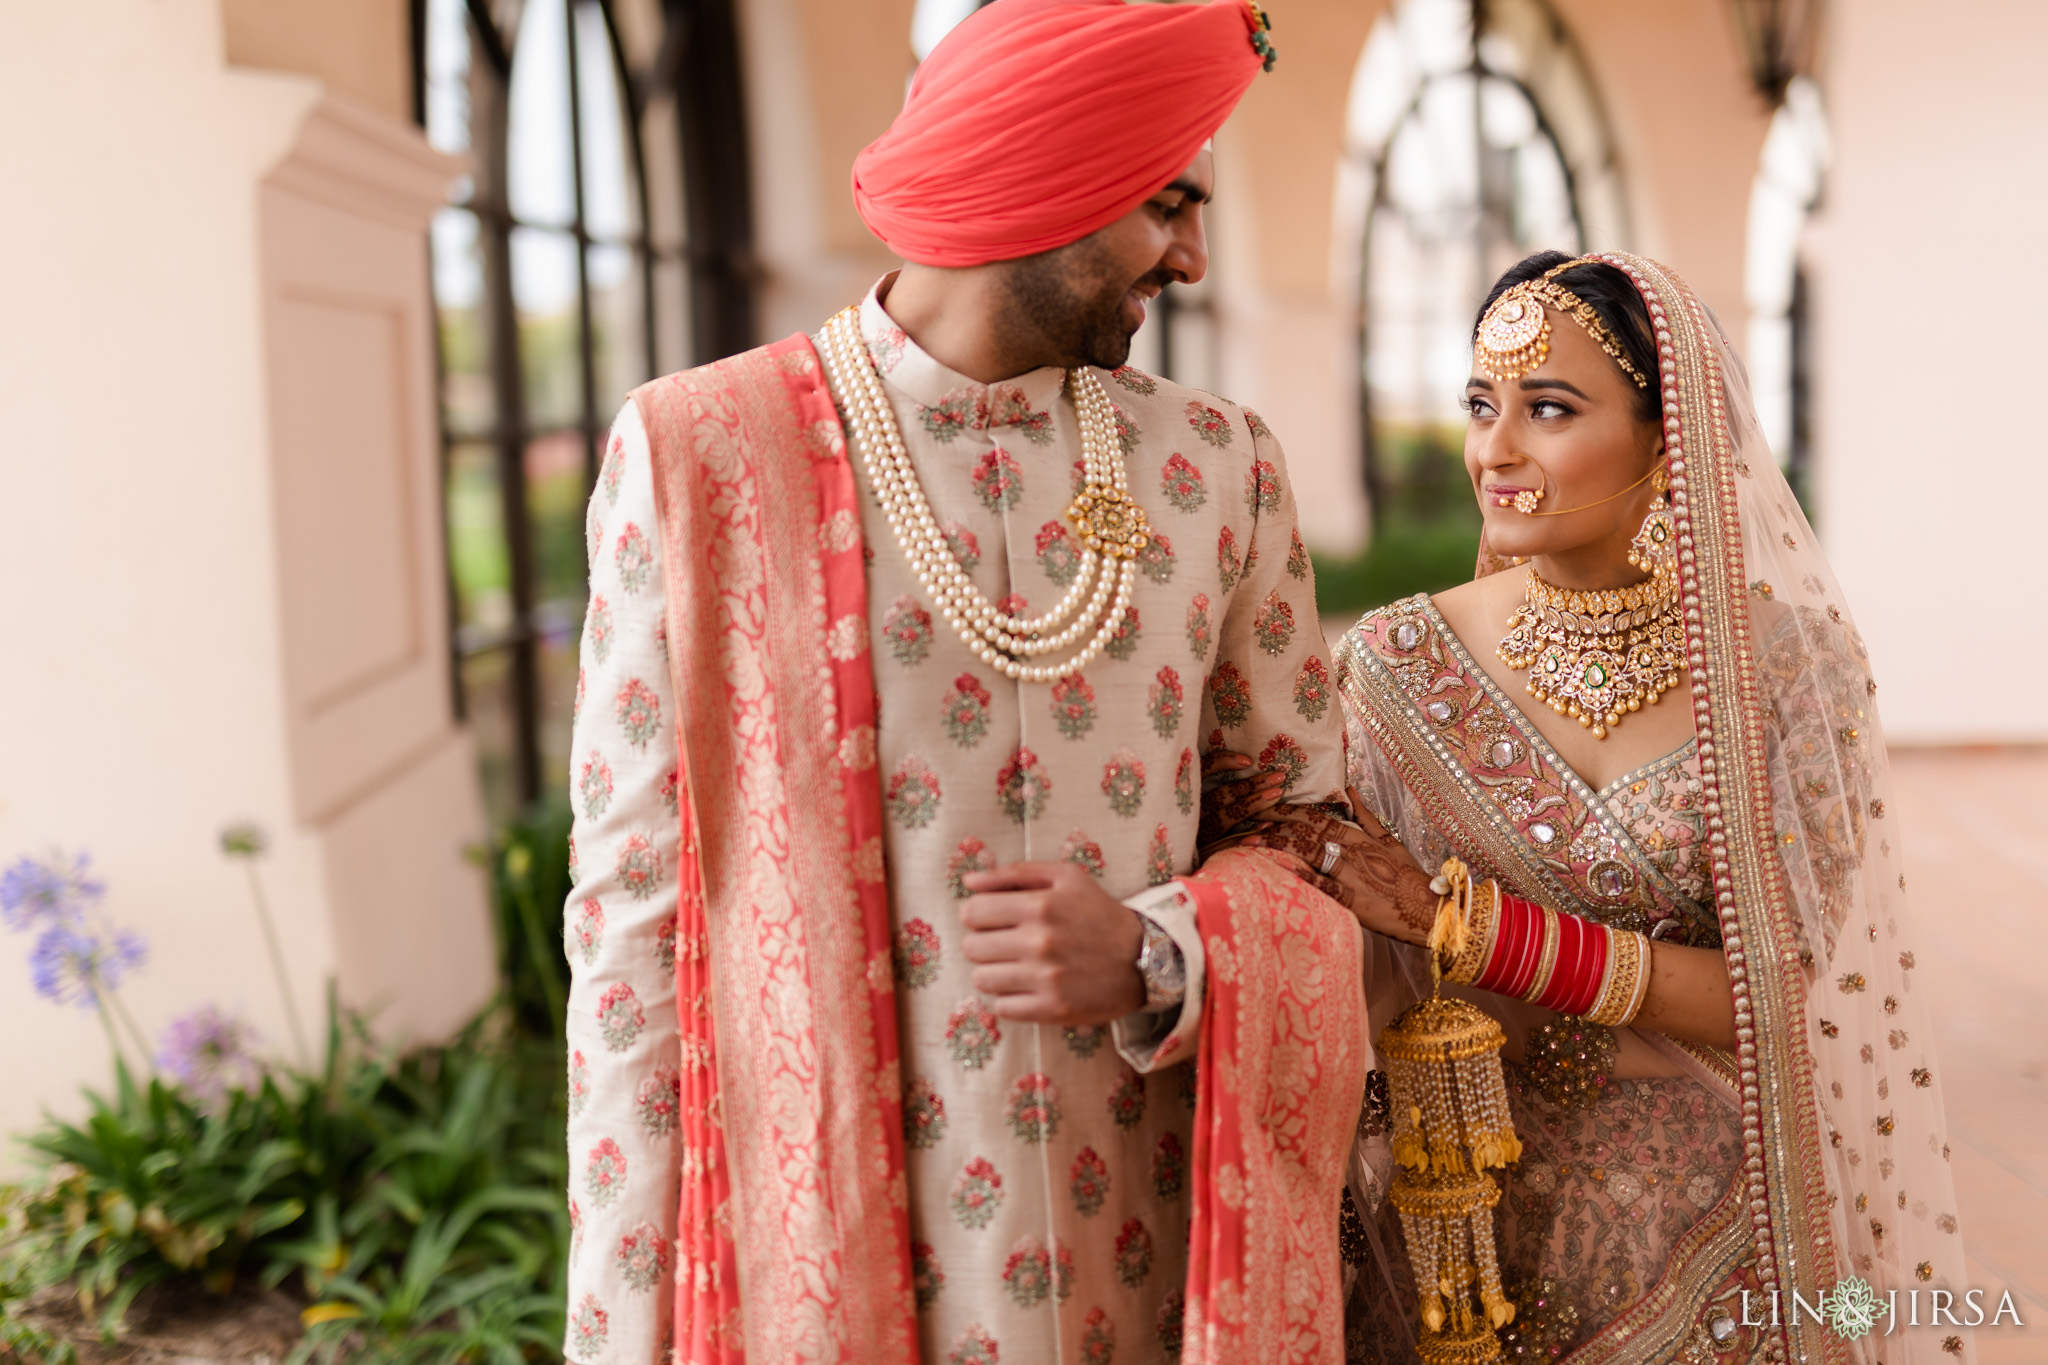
[1376,859,1523,1364]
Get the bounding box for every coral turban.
[852,0,1270,267]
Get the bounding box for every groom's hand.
[958,862,1147,1026]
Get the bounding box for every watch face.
[1138,920,1185,1009]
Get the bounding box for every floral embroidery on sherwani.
[561,279,1345,1365]
[838,282,1344,1365]
[559,403,681,1363]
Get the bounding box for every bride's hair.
[1475,251,1660,423]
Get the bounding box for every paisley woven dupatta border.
[638,335,916,1364]
[1182,848,1369,1365]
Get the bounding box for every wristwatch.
[1134,913,1187,1013]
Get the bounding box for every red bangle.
[1510,898,1550,999]
[1472,889,1516,993]
[1575,923,1614,1015]
[1499,892,1547,998]
[1538,915,1609,1016]
[1468,887,1617,1018]
[1478,889,1535,995]
[1536,911,1582,1010]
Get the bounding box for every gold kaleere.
[1376,859,1522,1364]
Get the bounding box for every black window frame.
[413,0,757,816]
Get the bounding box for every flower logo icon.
[1825,1276,1885,1340]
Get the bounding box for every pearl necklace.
[817,307,1153,683]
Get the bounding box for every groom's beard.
[999,242,1168,373]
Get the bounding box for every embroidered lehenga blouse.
[1337,596,1747,1364]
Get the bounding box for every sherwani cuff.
[1112,880,1203,1072]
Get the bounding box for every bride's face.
[1462,304,1664,578]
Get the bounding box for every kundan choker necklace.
[817,306,1151,683]
[1497,560,1684,739]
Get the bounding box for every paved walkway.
[1888,746,2048,1361]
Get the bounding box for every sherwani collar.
[858,274,1070,430]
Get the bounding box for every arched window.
[1329,0,1623,606]
[418,0,754,818]
[1745,75,1826,511]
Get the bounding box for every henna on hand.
[1205,796,1438,946]
[1196,748,1287,847]
[1201,750,1252,783]
[1337,787,1439,938]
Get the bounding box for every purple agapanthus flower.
[29,924,147,1008]
[158,1006,264,1101]
[0,852,104,933]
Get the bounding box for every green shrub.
[488,802,574,1047]
[1313,420,1486,622]
[1312,513,1483,622]
[0,1008,567,1362]
[1,804,578,1363]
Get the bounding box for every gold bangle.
[1520,907,1561,1004]
[1587,930,1651,1027]
[1584,927,1628,1025]
[1622,935,1654,1024]
[1445,881,1499,985]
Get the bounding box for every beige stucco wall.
[0,0,492,1156]
[222,0,413,123]
[1807,0,2048,743]
[743,0,916,340]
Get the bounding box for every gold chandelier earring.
[1626,464,1676,579]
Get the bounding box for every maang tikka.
[1475,258,1651,390]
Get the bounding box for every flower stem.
[79,904,156,1075]
[245,864,311,1067]
[105,987,157,1076]
[93,994,133,1075]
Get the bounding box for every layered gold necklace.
[1498,557,1684,739]
[816,306,1153,683]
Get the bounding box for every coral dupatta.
[637,331,1368,1364]
[1182,849,1371,1365]
[640,335,914,1364]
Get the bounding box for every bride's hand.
[1195,749,1289,848]
[1205,777,1441,947]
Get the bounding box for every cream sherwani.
[562,279,1345,1364]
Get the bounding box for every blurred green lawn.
[1312,423,1482,621]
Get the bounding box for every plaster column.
[740,0,914,339]
[0,0,493,1153]
[1807,0,2048,743]
[1211,0,1384,556]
